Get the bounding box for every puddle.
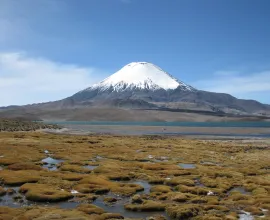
[41,157,64,171]
[0,186,80,209]
[178,163,196,169]
[200,161,221,166]
[42,157,64,164]
[228,187,251,195]
[91,155,104,162]
[112,180,152,195]
[239,211,254,220]
[132,180,152,194]
[154,156,169,163]
[93,196,168,219]
[0,186,31,208]
[0,185,167,219]
[194,178,205,187]
[83,165,98,170]
[49,200,79,209]
[96,156,103,160]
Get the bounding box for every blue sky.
[0,0,270,106]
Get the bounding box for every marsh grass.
[125,200,166,212]
[19,183,73,202]
[0,132,269,219]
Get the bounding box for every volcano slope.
[0,132,269,219]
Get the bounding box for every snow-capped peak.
[83,62,195,92]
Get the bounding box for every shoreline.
[41,124,270,139]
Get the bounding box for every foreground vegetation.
[0,132,269,219]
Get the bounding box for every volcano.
[0,62,269,121]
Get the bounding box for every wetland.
[0,132,269,219]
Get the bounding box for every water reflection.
[178,163,196,169]
[41,157,64,171]
[228,187,251,195]
[83,165,98,170]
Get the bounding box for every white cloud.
[0,52,105,107]
[193,70,270,103]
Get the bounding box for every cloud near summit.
[0,52,105,106]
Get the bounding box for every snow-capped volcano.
[0,62,269,121]
[83,62,195,92]
[66,62,269,116]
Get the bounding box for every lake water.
[46,121,270,128]
[43,121,270,137]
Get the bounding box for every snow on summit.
[84,62,195,92]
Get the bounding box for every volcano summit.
[84,62,195,91]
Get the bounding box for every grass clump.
[166,204,200,219]
[0,186,6,196]
[132,194,143,204]
[169,192,190,202]
[22,208,90,220]
[252,187,268,196]
[108,174,131,181]
[176,185,209,195]
[77,204,105,215]
[60,173,85,181]
[148,177,165,184]
[60,164,92,173]
[0,158,21,166]
[78,175,144,196]
[200,177,218,188]
[190,196,207,204]
[19,183,73,202]
[203,205,230,212]
[8,162,42,171]
[244,206,264,216]
[165,177,195,186]
[74,184,110,194]
[103,197,117,204]
[125,200,166,212]
[0,206,23,220]
[206,196,220,205]
[160,169,192,176]
[100,213,124,219]
[0,170,40,185]
[150,185,172,193]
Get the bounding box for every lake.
[46,121,270,128]
[43,121,270,137]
